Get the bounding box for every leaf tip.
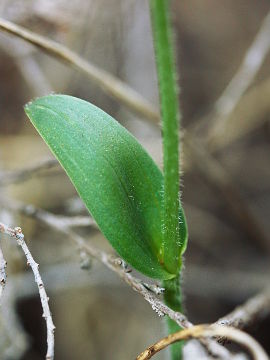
[24,100,32,114]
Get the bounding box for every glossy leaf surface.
[25,95,187,279]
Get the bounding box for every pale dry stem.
[0,222,55,360]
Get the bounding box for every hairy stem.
[162,276,183,359]
[150,1,184,358]
[150,0,181,274]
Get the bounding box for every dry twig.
[0,17,159,124]
[0,222,55,360]
[136,324,268,360]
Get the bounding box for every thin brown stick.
[0,17,159,124]
[136,324,268,360]
[0,222,55,360]
[0,244,7,304]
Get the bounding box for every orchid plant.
[24,1,187,358]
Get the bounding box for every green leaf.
[25,95,187,279]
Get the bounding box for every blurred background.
[0,0,270,359]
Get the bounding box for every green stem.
[162,276,183,359]
[150,0,181,274]
[150,2,185,358]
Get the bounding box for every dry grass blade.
[136,324,269,360]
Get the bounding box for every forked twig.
[0,222,55,360]
[136,324,268,360]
